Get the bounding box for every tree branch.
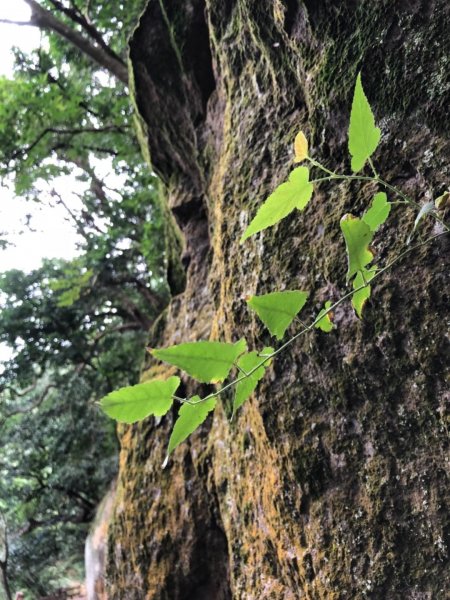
[0,18,34,26]
[92,322,143,344]
[9,124,127,162]
[0,383,56,430]
[51,143,119,156]
[20,0,128,84]
[68,156,111,212]
[50,188,107,239]
[0,381,38,398]
[46,0,124,65]
[21,509,92,535]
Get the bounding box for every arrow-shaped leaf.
[241,167,313,242]
[100,376,180,423]
[151,339,247,383]
[233,347,274,416]
[247,290,308,339]
[348,73,381,172]
[340,215,374,280]
[315,301,334,332]
[164,396,216,467]
[363,192,391,231]
[352,267,377,318]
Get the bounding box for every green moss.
[108,1,450,598]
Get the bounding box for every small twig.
[307,156,338,178]
[0,384,57,430]
[294,316,308,328]
[172,395,197,406]
[0,18,34,26]
[309,161,449,232]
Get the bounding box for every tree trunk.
[106,1,449,598]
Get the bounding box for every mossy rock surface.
[106,1,449,598]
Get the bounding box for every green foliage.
[0,0,165,595]
[100,377,180,423]
[315,301,334,332]
[340,192,390,317]
[340,215,374,280]
[0,257,154,594]
[352,267,377,318]
[0,0,169,302]
[50,263,94,307]
[363,192,391,231]
[95,73,447,483]
[233,348,273,416]
[0,372,118,597]
[348,72,381,172]
[240,167,313,241]
[247,291,308,339]
[0,258,156,389]
[164,396,217,467]
[151,340,247,383]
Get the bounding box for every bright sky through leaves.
[0,2,38,78]
[0,1,82,275]
[0,2,83,364]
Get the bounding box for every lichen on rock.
[105,1,450,598]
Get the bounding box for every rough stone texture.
[86,483,116,600]
[106,1,449,598]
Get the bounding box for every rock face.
[86,484,116,600]
[106,1,449,598]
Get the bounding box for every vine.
[99,73,449,468]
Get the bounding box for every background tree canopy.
[0,1,167,596]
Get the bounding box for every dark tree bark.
[105,1,449,598]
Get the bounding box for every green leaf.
[315,301,334,332]
[164,396,216,466]
[151,339,247,383]
[435,191,450,211]
[241,167,313,242]
[340,215,374,280]
[247,290,309,339]
[348,73,381,172]
[363,192,391,231]
[50,265,94,307]
[352,267,377,318]
[100,376,180,423]
[233,347,274,416]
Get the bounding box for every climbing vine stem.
[99,72,449,466]
[177,229,448,407]
[309,157,449,232]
